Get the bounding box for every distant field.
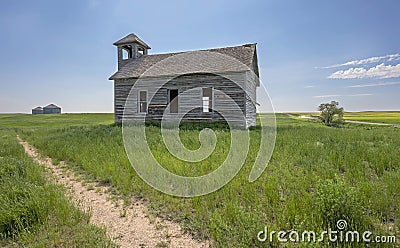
[344,111,400,124]
[4,113,397,247]
[289,111,400,125]
[0,113,114,129]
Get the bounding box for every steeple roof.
[113,33,151,49]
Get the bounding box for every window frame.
[138,90,148,113]
[122,45,132,60]
[202,87,213,113]
[137,47,144,57]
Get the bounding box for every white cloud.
[322,54,400,69]
[328,63,400,79]
[313,94,373,98]
[347,81,400,88]
[313,94,340,98]
[346,94,374,97]
[304,85,315,88]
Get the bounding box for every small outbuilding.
[43,104,62,114]
[32,106,44,114]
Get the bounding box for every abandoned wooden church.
[109,33,260,128]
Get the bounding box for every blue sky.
[0,0,399,113]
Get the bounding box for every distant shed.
[32,106,44,114]
[43,104,61,114]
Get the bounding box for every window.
[137,47,144,57]
[202,88,213,112]
[139,90,147,113]
[122,45,132,60]
[122,49,129,60]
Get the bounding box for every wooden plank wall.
[245,71,257,127]
[114,72,254,127]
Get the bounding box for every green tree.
[318,101,344,127]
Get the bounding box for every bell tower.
[113,33,151,69]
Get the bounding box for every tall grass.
[15,114,400,247]
[0,130,116,247]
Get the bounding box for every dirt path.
[17,136,210,248]
[343,120,393,126]
[285,113,296,118]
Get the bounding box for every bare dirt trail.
[343,120,393,126]
[17,136,210,248]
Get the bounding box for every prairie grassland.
[10,113,400,247]
[0,113,113,129]
[0,129,116,247]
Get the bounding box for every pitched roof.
[109,44,258,80]
[44,104,61,109]
[113,33,151,49]
[32,106,43,110]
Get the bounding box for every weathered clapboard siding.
[245,70,258,127]
[114,72,248,126]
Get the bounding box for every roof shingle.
[109,44,257,80]
[44,104,61,109]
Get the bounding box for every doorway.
[168,89,178,113]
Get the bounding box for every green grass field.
[0,113,113,129]
[1,112,399,247]
[0,129,116,247]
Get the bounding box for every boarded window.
[139,91,147,113]
[202,88,213,112]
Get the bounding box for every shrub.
[315,175,365,230]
